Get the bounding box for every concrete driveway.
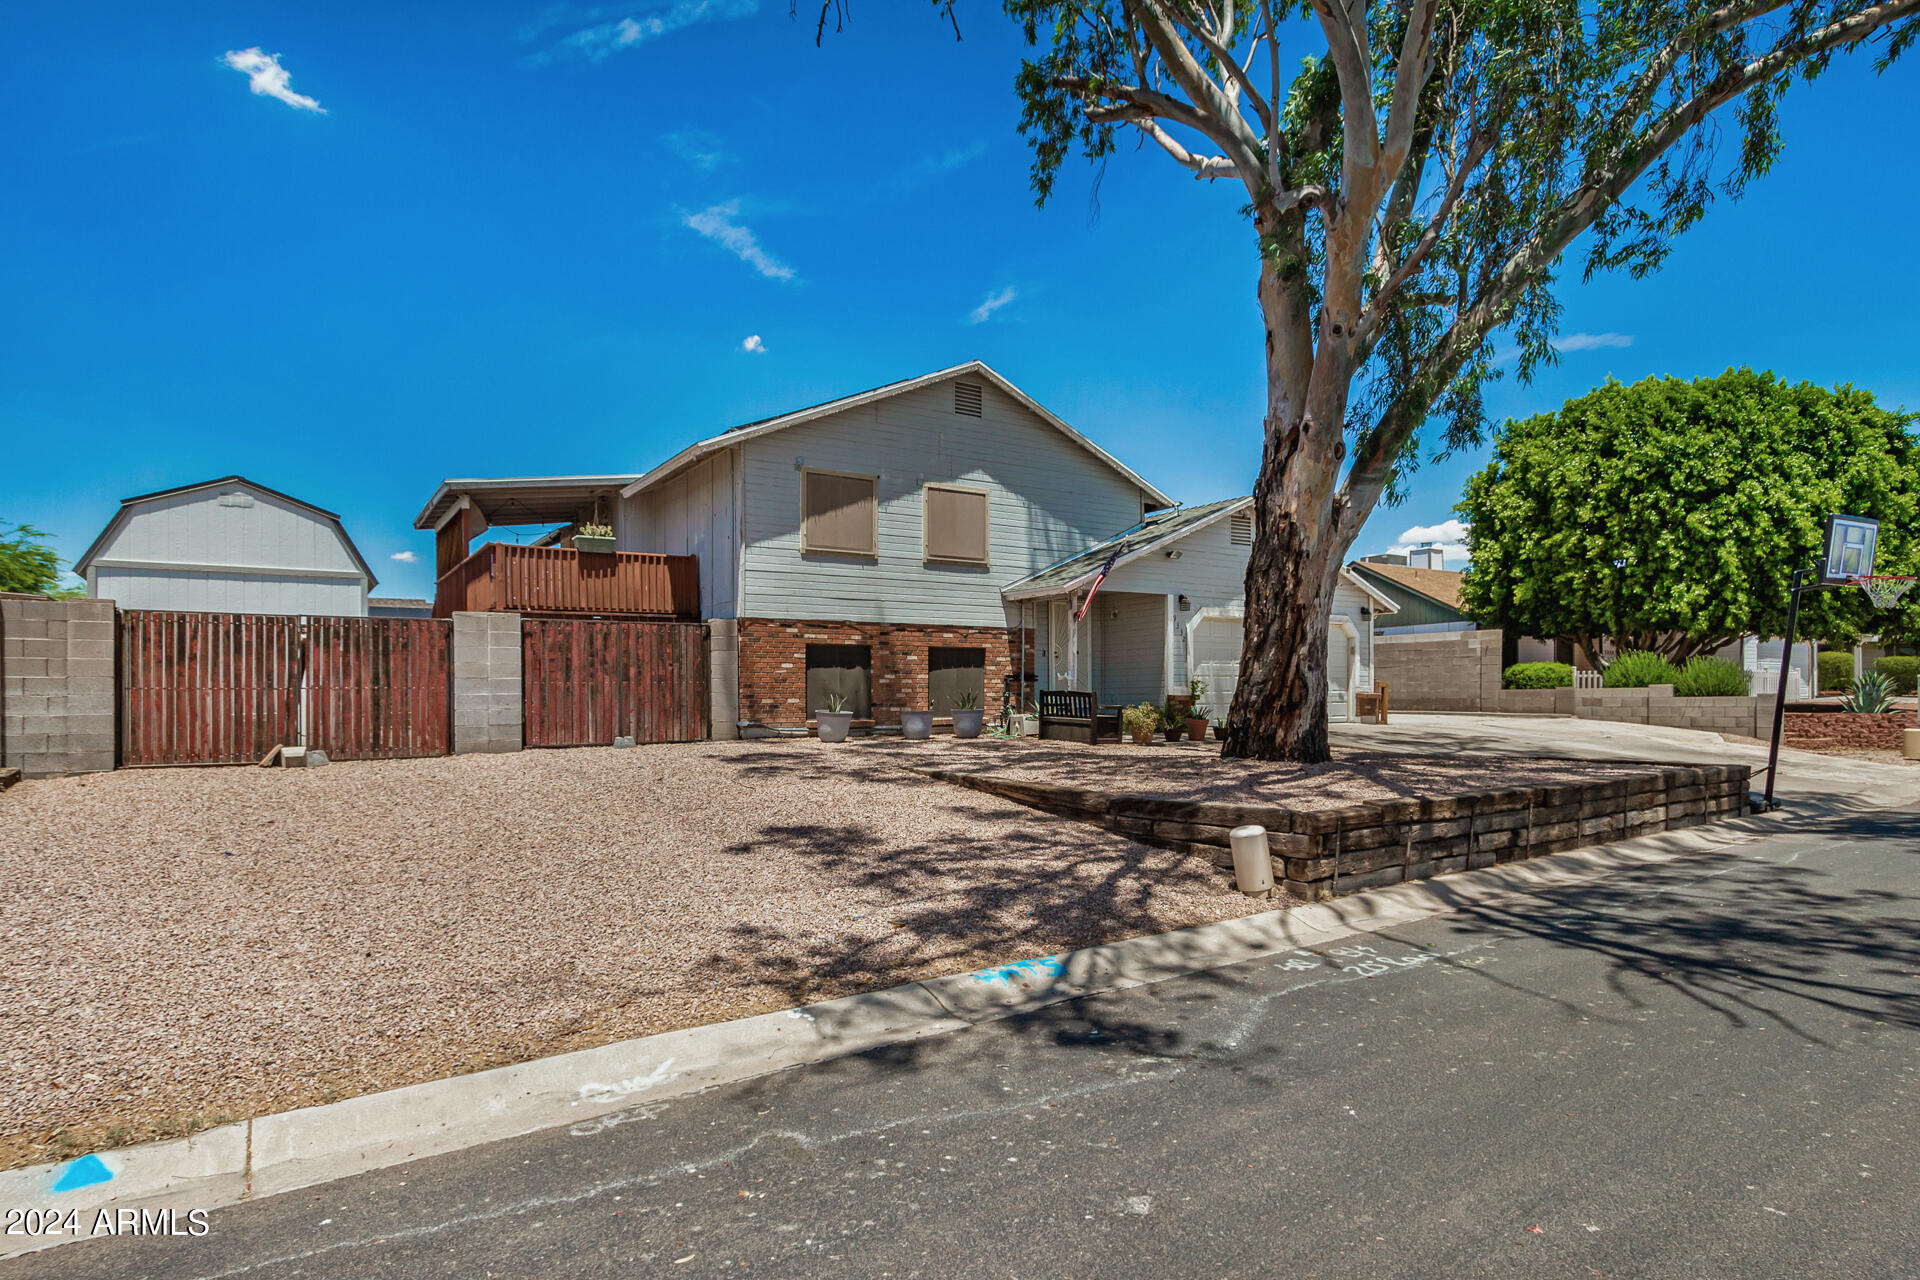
[1334,712,1920,811]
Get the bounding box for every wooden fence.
[120,611,451,766]
[523,618,709,747]
[434,544,700,619]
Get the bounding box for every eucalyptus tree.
[805,1,1916,758]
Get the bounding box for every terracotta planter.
[815,711,853,743]
[900,710,934,740]
[1185,717,1209,741]
[952,709,983,738]
[1128,726,1154,745]
[1163,722,1184,742]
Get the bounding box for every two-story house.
[413,362,1393,735]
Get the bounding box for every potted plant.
[1122,702,1159,745]
[573,522,616,555]
[900,708,934,740]
[1184,677,1211,742]
[952,690,984,739]
[1160,697,1185,741]
[815,694,854,743]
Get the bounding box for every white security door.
[1190,616,1243,717]
[1049,600,1073,689]
[1327,627,1353,722]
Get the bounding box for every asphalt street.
[10,808,1918,1280]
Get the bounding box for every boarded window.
[953,381,983,416]
[1229,511,1254,546]
[923,485,989,565]
[928,647,985,715]
[801,470,877,557]
[806,645,871,719]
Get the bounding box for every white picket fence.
[1573,668,1604,689]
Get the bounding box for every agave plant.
[954,690,978,710]
[1840,672,1896,714]
[824,693,848,714]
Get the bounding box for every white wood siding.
[618,449,738,618]
[1335,579,1376,692]
[1103,514,1248,691]
[735,380,1149,627]
[1093,591,1165,707]
[85,485,369,616]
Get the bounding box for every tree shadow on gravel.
[1417,812,1920,1042]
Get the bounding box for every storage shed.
[75,476,377,616]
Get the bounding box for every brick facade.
[736,617,1035,730]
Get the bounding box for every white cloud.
[547,0,757,61]
[1553,331,1633,352]
[740,334,765,354]
[665,129,729,171]
[968,286,1017,325]
[390,550,419,564]
[1388,518,1470,565]
[682,201,795,281]
[221,48,325,113]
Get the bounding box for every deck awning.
[412,476,640,531]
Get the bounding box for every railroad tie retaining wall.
[916,763,1752,902]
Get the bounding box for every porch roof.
[1001,497,1250,600]
[412,475,639,531]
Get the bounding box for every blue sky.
[4,2,1917,599]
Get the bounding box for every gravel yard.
[1,741,1271,1170]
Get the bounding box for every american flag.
[1073,549,1123,623]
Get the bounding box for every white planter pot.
[815,711,854,743]
[900,710,934,740]
[952,709,984,738]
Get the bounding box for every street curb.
[0,814,1774,1258]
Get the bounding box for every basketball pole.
[1761,565,1816,812]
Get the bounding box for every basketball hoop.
[1852,575,1917,610]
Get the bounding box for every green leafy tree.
[0,521,69,595]
[808,0,1919,760]
[1459,370,1920,661]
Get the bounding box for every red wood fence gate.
[120,611,451,766]
[522,619,709,747]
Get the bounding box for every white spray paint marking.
[574,1059,678,1107]
[570,1102,671,1138]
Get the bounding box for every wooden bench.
[1354,682,1389,725]
[1038,690,1120,744]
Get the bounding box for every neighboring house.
[414,361,1393,731]
[368,597,434,619]
[1351,549,1564,667]
[76,476,377,616]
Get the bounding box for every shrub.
[1503,662,1573,690]
[1874,656,1919,696]
[1602,651,1682,688]
[1817,650,1856,693]
[1673,656,1750,698]
[1121,703,1161,738]
[1841,671,1896,714]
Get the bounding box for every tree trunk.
[1219,253,1350,763]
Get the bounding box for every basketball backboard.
[1820,513,1880,585]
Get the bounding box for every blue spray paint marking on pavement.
[51,1154,113,1192]
[972,955,1069,985]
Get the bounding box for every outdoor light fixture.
[1165,549,1183,559]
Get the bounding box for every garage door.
[1191,615,1354,723]
[1190,616,1243,719]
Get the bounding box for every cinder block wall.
[708,619,738,740]
[1373,629,1504,712]
[0,595,117,778]
[452,612,522,754]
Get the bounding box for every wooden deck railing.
[433,543,700,619]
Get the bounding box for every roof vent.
[953,381,983,417]
[217,490,255,508]
[1229,511,1253,546]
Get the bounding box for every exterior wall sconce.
[1165,549,1183,559]
[1177,594,1191,611]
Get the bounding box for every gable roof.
[1348,561,1466,615]
[1003,496,1403,615]
[75,475,378,588]
[616,361,1173,508]
[1002,497,1250,598]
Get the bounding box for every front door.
[1050,600,1073,689]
